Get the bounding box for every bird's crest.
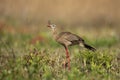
[47,20,56,28]
[48,20,51,25]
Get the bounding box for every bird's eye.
[53,24,56,27]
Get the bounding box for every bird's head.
[47,21,56,30]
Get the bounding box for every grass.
[0,26,120,80]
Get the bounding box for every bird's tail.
[84,43,96,52]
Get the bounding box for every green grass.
[0,29,120,80]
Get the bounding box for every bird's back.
[56,32,84,46]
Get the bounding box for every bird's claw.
[62,61,70,70]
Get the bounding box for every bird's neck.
[52,28,58,40]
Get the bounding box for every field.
[0,20,120,80]
[0,0,120,80]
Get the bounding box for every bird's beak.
[47,25,50,27]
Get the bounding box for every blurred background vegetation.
[0,0,120,27]
[0,0,120,38]
[0,0,120,80]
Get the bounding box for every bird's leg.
[65,47,70,70]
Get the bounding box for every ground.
[0,22,120,80]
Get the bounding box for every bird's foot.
[62,61,70,70]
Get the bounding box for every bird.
[47,21,96,70]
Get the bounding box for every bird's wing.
[58,32,83,42]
